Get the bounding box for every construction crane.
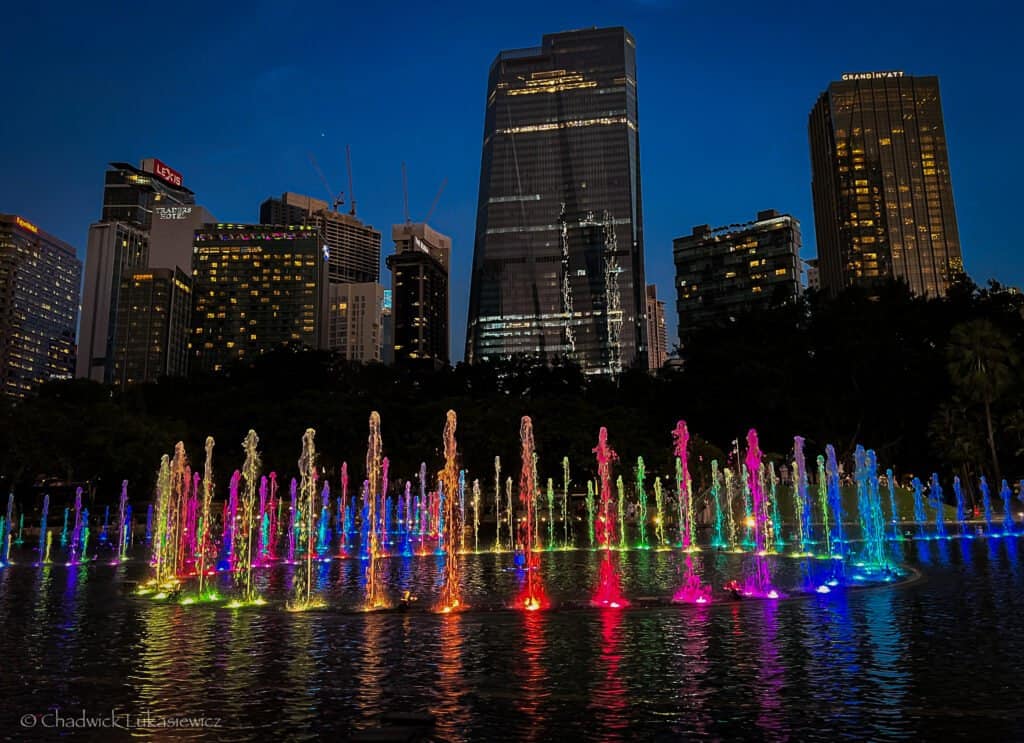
[345,145,357,217]
[308,153,344,212]
[424,178,447,224]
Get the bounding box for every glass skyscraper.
[0,215,81,399]
[465,27,647,374]
[809,72,962,297]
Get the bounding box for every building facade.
[809,71,962,297]
[388,223,450,368]
[0,215,81,399]
[327,282,385,363]
[190,224,327,373]
[78,159,209,385]
[465,27,647,374]
[260,193,381,284]
[110,268,192,386]
[645,284,667,369]
[674,210,801,341]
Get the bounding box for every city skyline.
[2,1,1021,360]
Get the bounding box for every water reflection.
[432,614,469,741]
[589,608,629,740]
[516,609,547,742]
[1,543,1024,739]
[755,600,786,738]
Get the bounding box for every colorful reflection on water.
[1,541,1024,739]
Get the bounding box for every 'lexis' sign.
[152,159,184,187]
[841,71,905,81]
[15,216,38,234]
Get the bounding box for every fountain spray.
[592,427,628,608]
[515,416,547,610]
[636,457,649,549]
[494,456,503,552]
[288,429,320,610]
[562,456,571,548]
[39,494,50,564]
[233,430,262,604]
[362,414,387,610]
[438,410,463,612]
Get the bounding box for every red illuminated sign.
[151,159,183,187]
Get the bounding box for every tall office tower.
[388,223,450,368]
[78,158,211,384]
[260,193,381,283]
[645,284,667,369]
[465,27,647,375]
[674,210,801,342]
[110,268,192,386]
[327,282,385,363]
[809,71,962,297]
[0,215,81,399]
[190,224,327,374]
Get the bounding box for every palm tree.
[947,319,1018,483]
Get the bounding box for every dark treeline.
[1,275,1021,504]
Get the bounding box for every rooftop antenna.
[401,162,410,224]
[308,153,343,212]
[424,178,447,224]
[345,145,357,217]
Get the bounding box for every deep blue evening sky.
[2,0,1019,357]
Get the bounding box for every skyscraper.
[78,159,211,384]
[809,71,962,297]
[674,210,801,341]
[0,215,81,399]
[465,27,647,374]
[111,268,192,386]
[327,282,385,363]
[260,192,381,284]
[388,223,450,368]
[190,224,327,374]
[645,285,667,370]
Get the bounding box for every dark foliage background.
[1,276,1021,505]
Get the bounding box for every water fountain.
[116,482,128,562]
[592,427,628,608]
[562,456,571,548]
[472,478,481,552]
[793,437,812,552]
[653,476,667,549]
[636,457,649,549]
[743,430,775,597]
[953,477,969,537]
[438,410,463,613]
[709,460,726,549]
[912,477,927,539]
[980,476,995,535]
[674,421,698,552]
[38,494,50,565]
[363,414,387,610]
[825,445,845,556]
[929,474,947,539]
[494,456,503,552]
[288,428,321,611]
[585,481,596,548]
[68,487,85,566]
[1001,480,1014,534]
[232,430,262,606]
[515,416,547,611]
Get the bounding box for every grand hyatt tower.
[809,71,963,297]
[466,27,647,374]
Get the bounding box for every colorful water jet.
[514,416,547,611]
[592,427,628,608]
[362,414,388,610]
[287,428,321,611]
[437,410,463,612]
